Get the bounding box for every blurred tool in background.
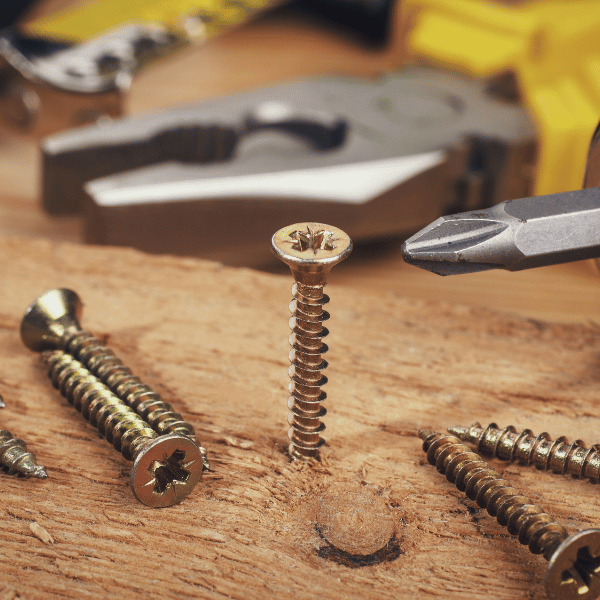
[402,119,600,276]
[41,66,535,265]
[403,0,600,196]
[4,0,600,268]
[0,0,396,137]
[0,0,285,136]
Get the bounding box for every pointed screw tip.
[447,426,468,437]
[418,429,434,440]
[34,466,48,479]
[21,463,48,479]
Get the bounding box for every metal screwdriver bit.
[402,187,600,275]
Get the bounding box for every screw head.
[131,434,203,508]
[21,288,83,352]
[546,529,600,600]
[271,223,352,284]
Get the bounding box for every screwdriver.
[401,187,600,275]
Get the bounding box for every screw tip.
[32,466,49,479]
[447,426,469,438]
[418,429,435,440]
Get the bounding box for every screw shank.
[420,430,568,556]
[452,423,600,483]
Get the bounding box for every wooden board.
[1,236,600,599]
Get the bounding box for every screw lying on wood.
[21,288,209,471]
[0,430,47,479]
[420,429,600,600]
[271,223,352,461]
[43,350,202,507]
[449,422,600,483]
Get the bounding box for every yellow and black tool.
[0,0,280,136]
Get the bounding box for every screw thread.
[420,430,568,559]
[287,281,330,460]
[63,331,199,444]
[450,422,600,483]
[0,430,47,478]
[43,350,158,462]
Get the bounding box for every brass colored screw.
[420,429,600,600]
[21,288,209,471]
[43,350,203,507]
[271,223,352,461]
[0,430,47,479]
[450,422,600,484]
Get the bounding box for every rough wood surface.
[1,236,600,599]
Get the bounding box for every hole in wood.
[315,483,402,567]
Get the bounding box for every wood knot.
[316,483,397,559]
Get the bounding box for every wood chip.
[29,522,53,545]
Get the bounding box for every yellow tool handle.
[25,0,277,42]
[403,0,600,196]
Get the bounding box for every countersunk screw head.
[131,434,203,508]
[21,288,82,352]
[546,529,600,600]
[271,223,352,285]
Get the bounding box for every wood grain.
[1,236,600,599]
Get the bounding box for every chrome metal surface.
[402,187,600,275]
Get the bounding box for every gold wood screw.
[420,429,600,600]
[43,350,203,507]
[450,422,600,484]
[21,288,209,471]
[0,430,47,479]
[271,223,352,461]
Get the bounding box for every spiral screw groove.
[20,288,208,471]
[271,223,352,461]
[450,422,600,484]
[420,429,600,600]
[0,430,47,479]
[43,350,203,507]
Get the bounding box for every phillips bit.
[402,187,600,275]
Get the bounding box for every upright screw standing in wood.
[20,288,208,470]
[0,430,47,479]
[420,429,600,600]
[450,422,600,484]
[271,223,352,461]
[43,350,202,507]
